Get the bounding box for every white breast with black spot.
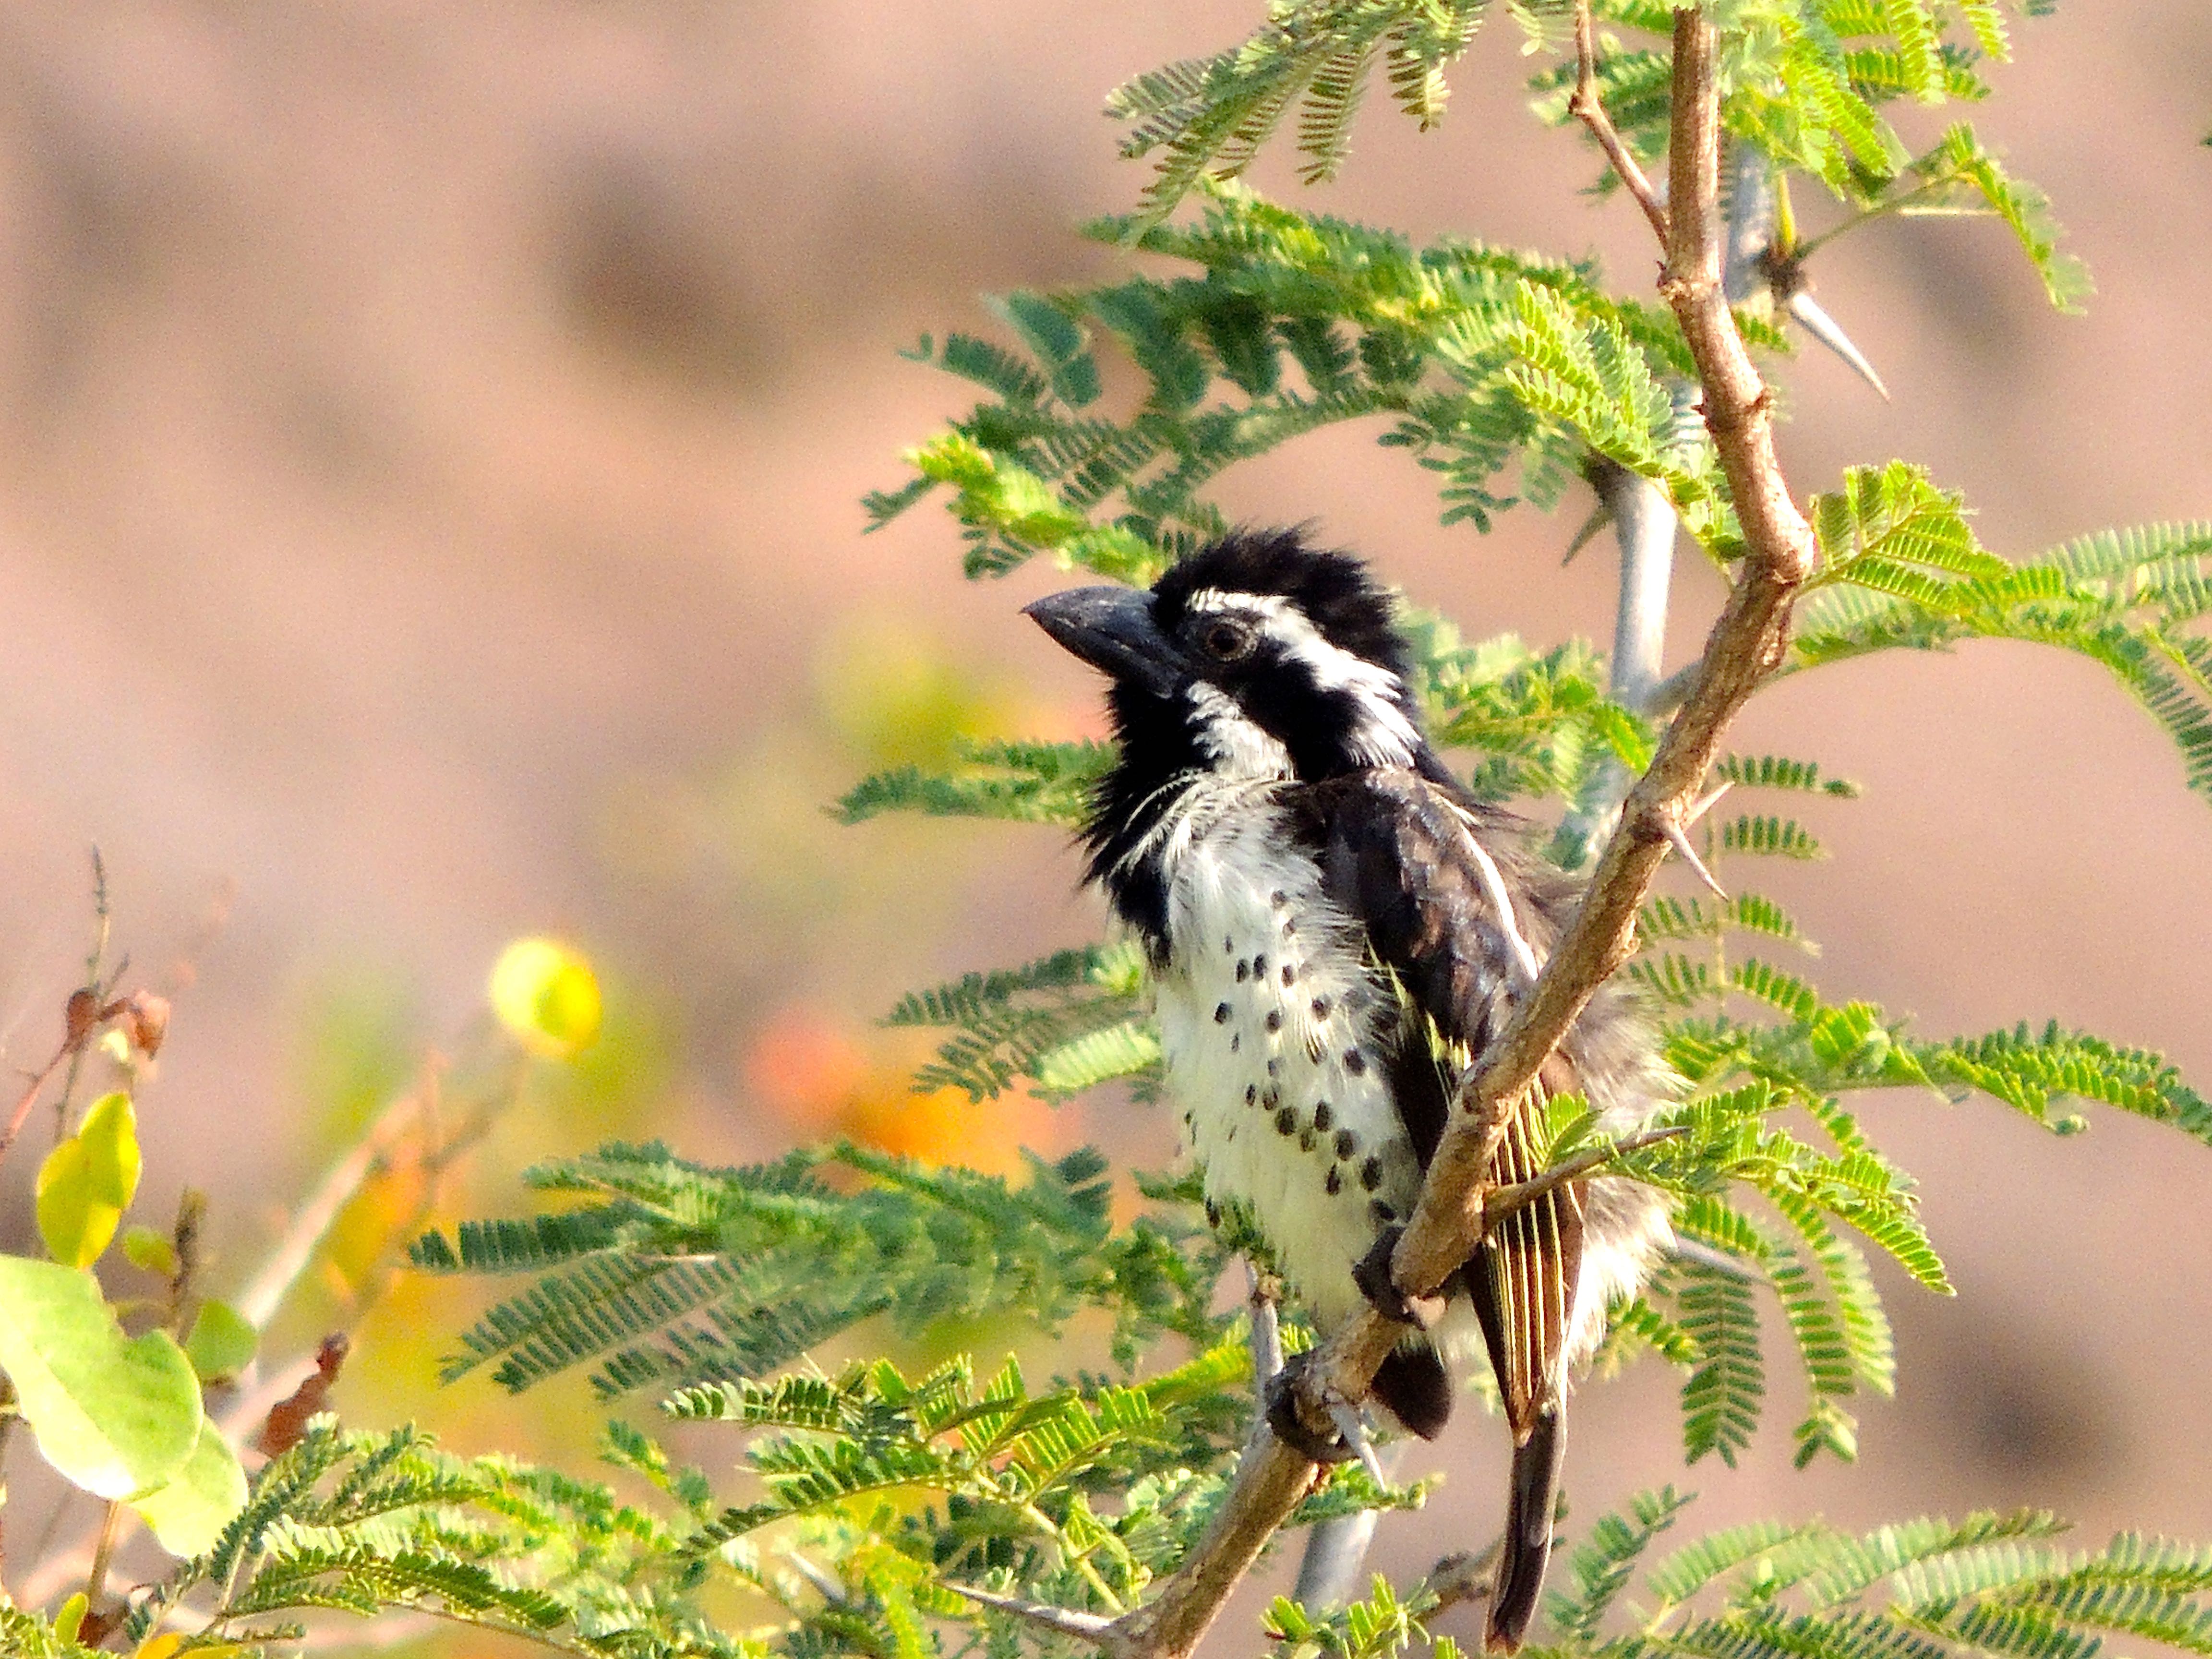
[1148,781,1425,1334]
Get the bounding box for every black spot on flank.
[1299,1129,1317,1152]
[1225,936,1235,953]
[1344,1049,1368,1076]
[1326,1167,1343,1195]
[1311,995,1332,1020]
[1281,963,1297,986]
[1271,890,1288,907]
[1266,1058,1280,1077]
[1245,1084,1257,1105]
[1282,918,1298,936]
[1335,1129,1358,1160]
[1359,1156,1382,1192]
[1371,1201,1397,1224]
[1312,1102,1334,1131]
[1265,1010,1284,1034]
[1274,1107,1298,1136]
[1230,1032,1241,1053]
[1252,954,1267,976]
[1235,960,1249,982]
[1262,1088,1281,1112]
[1205,1200,1221,1227]
[1214,1002,1231,1024]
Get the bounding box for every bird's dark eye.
[1202,619,1254,662]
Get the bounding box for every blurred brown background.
[0,0,2209,1641]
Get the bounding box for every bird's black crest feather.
[1152,526,1414,686]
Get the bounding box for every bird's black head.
[1026,528,1440,948]
[1025,527,1430,787]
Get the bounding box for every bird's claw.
[1353,1227,1446,1330]
[1264,1353,1357,1465]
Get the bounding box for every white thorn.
[1661,818,1729,899]
[1563,501,1614,565]
[785,1552,847,1606]
[1785,291,1890,402]
[943,1583,1118,1643]
[1328,1403,1388,1487]
[1684,779,1733,826]
[1666,1236,1762,1280]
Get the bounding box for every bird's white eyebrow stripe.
[1183,588,1420,767]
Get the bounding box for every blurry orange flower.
[743,1003,1063,1174]
[744,1007,873,1136]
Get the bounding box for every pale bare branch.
[1245,1258,1284,1396]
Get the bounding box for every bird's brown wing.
[1311,767,1586,1443]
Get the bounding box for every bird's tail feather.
[1487,1406,1565,1654]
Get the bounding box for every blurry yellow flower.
[489,938,603,1058]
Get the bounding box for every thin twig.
[1790,174,1951,263]
[1568,0,1670,245]
[0,1381,15,1579]
[54,849,114,1142]
[1375,6,1813,1306]
[232,1090,424,1332]
[83,1499,123,1608]
[1481,1125,1687,1226]
[0,1001,126,1171]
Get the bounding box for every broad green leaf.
[37,1093,142,1267]
[183,1299,259,1383]
[37,1140,120,1269]
[130,1417,249,1556]
[53,1594,89,1646]
[122,1224,178,1279]
[76,1092,141,1203]
[0,1256,202,1499]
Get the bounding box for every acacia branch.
[1378,0,1812,1321]
[1568,0,1670,246]
[1482,1124,1687,1226]
[1086,14,1816,1658]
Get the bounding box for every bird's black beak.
[1023,585,1183,699]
